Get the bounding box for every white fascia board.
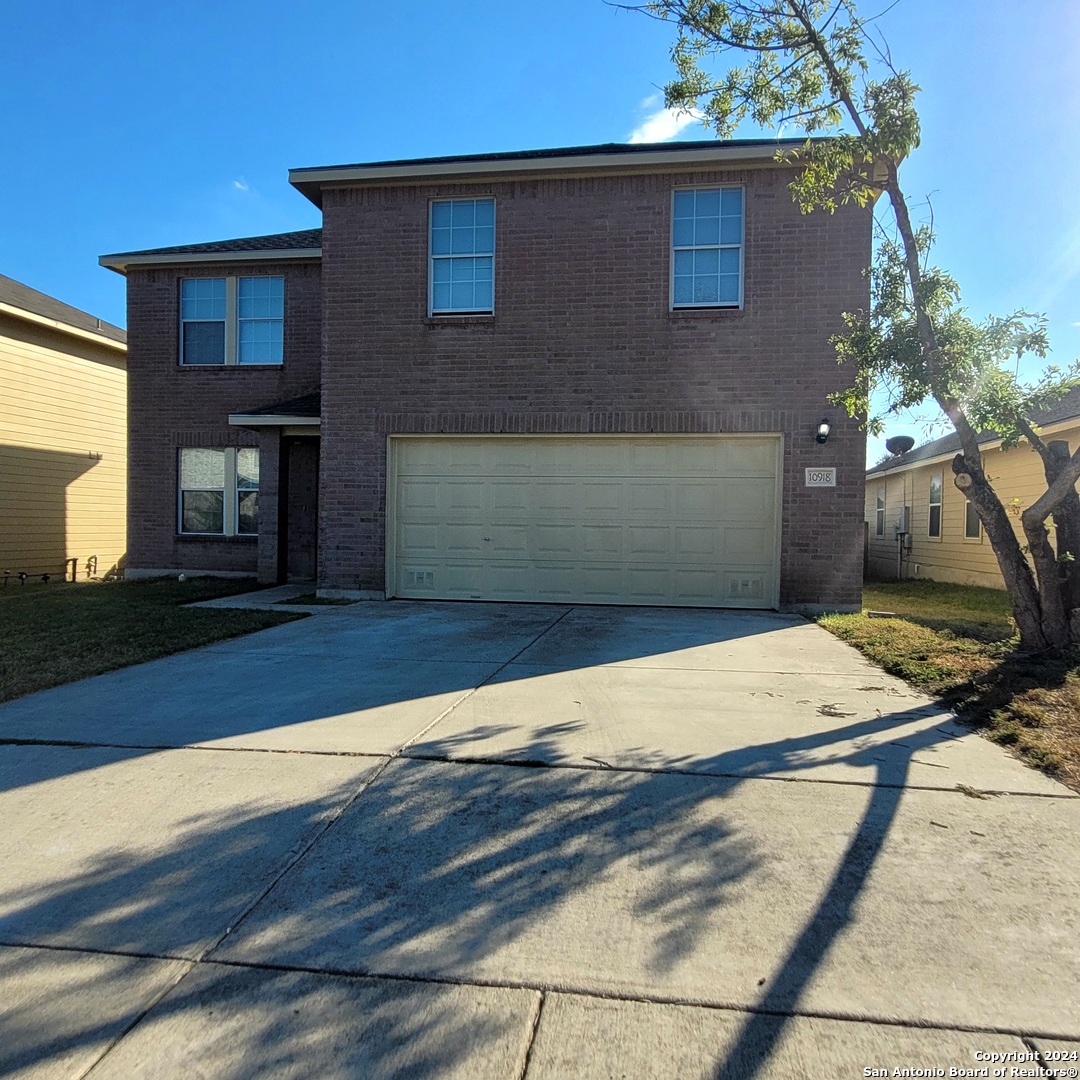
[864,416,1080,480]
[289,145,792,188]
[99,249,322,274]
[228,414,321,427]
[0,301,126,353]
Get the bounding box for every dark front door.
[281,437,319,582]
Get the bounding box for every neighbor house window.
[965,500,982,539]
[179,448,259,535]
[672,187,743,308]
[180,277,283,365]
[928,473,942,538]
[875,485,886,536]
[429,198,495,315]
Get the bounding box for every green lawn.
[0,578,304,704]
[820,580,1080,791]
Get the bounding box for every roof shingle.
[867,386,1080,475]
[101,229,322,261]
[0,273,125,345]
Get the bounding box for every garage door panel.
[623,567,671,602]
[490,481,529,513]
[674,526,719,557]
[398,522,441,556]
[723,478,774,516]
[581,481,622,512]
[673,481,719,516]
[627,525,672,558]
[442,479,485,514]
[399,479,440,513]
[534,481,576,512]
[582,524,622,557]
[672,568,721,601]
[724,525,773,561]
[628,483,671,514]
[532,523,576,558]
[489,526,529,555]
[443,523,486,555]
[391,436,779,608]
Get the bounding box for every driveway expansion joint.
[516,990,545,1080]
[395,749,1080,797]
[14,944,1071,1045]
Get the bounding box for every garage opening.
[388,434,781,609]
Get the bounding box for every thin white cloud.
[628,106,705,144]
[232,178,250,192]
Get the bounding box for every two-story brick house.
[101,139,870,612]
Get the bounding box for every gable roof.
[0,273,126,347]
[866,386,1080,477]
[289,137,818,208]
[99,229,322,274]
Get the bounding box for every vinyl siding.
[864,430,1080,587]
[0,313,126,579]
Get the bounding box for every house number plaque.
[805,468,837,487]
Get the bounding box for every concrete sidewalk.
[1,599,1077,1078]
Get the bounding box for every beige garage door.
[388,435,781,608]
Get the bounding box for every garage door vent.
[403,569,436,589]
[726,573,765,601]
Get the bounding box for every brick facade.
[115,148,870,611]
[318,164,870,610]
[125,261,321,577]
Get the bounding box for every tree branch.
[1023,446,1080,528]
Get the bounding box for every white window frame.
[179,276,284,366]
[178,447,259,536]
[928,472,943,539]
[670,185,745,311]
[428,197,496,317]
[964,499,982,540]
[875,485,886,536]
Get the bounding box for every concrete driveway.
[1,600,1077,1079]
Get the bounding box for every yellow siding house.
[865,388,1080,587]
[0,274,126,581]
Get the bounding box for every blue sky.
[3,0,1078,465]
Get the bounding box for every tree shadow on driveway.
[4,698,1064,1078]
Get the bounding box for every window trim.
[177,447,259,537]
[670,184,745,311]
[428,197,496,318]
[928,472,943,540]
[964,499,983,541]
[875,485,886,537]
[179,275,284,366]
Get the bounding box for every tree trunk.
[1044,440,1080,618]
[951,454,1051,651]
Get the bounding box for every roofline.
[99,248,322,275]
[289,141,806,208]
[0,299,126,353]
[865,415,1080,479]
[228,413,321,427]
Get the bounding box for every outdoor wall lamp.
[815,419,831,444]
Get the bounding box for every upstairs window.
[179,448,259,535]
[180,276,284,365]
[928,473,943,538]
[672,187,743,308]
[429,198,495,315]
[180,279,227,364]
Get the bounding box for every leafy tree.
[620,0,1080,650]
